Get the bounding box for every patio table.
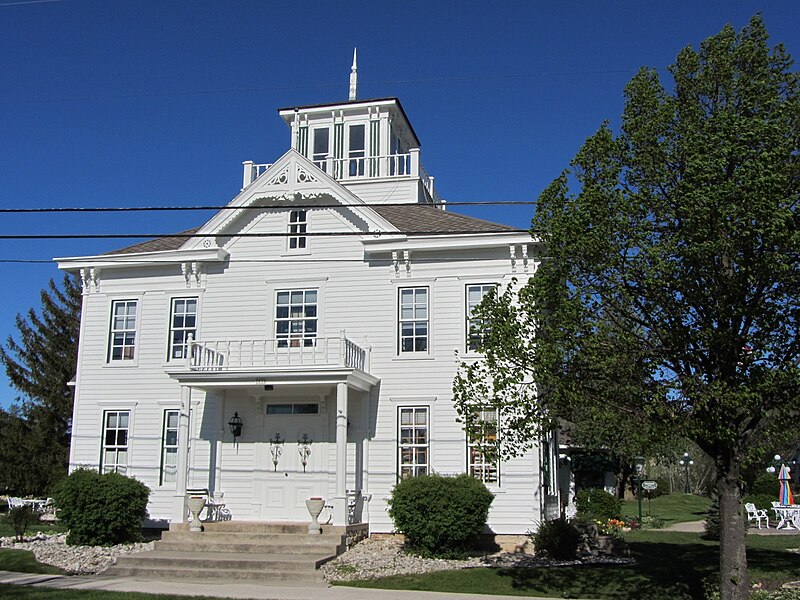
[771,505,800,530]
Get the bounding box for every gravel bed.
[0,533,154,574]
[320,537,634,582]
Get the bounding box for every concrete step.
[170,521,340,535]
[103,563,327,584]
[154,539,343,555]
[114,550,333,571]
[160,530,345,545]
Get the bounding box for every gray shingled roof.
[101,206,523,256]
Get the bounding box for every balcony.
[242,151,440,203]
[185,334,370,373]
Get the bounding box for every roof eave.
[55,247,229,271]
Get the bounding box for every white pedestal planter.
[306,498,325,535]
[187,496,206,532]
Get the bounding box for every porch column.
[332,382,349,525]
[173,385,192,524]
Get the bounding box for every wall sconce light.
[269,432,285,471]
[228,412,243,440]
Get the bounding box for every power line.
[0,201,537,213]
[0,255,538,265]
[0,229,530,240]
[0,0,64,6]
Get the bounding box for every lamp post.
[634,456,645,523]
[678,452,694,494]
[766,454,782,475]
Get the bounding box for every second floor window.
[399,287,428,353]
[276,289,317,348]
[101,410,130,474]
[289,210,308,250]
[169,298,197,360]
[466,284,495,352]
[109,300,137,361]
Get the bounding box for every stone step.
[154,539,343,555]
[103,563,327,584]
[160,530,345,545]
[113,550,333,571]
[171,521,340,535]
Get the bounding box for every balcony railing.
[242,150,439,202]
[185,333,369,372]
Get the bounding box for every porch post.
[173,385,192,524]
[332,381,349,525]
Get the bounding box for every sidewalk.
[661,519,799,534]
[0,571,563,600]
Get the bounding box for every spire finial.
[349,48,358,101]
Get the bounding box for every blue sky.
[0,0,798,408]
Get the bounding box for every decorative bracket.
[79,267,100,294]
[391,251,399,276]
[403,250,411,276]
[181,262,202,288]
[509,245,517,273]
[521,245,529,273]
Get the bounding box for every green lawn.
[0,586,236,600]
[0,523,68,539]
[0,549,64,575]
[621,493,711,526]
[338,531,800,600]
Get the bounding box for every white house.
[56,59,557,536]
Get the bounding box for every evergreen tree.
[0,275,81,496]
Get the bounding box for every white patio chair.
[6,497,25,510]
[745,502,769,529]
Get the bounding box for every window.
[389,134,407,175]
[399,287,428,353]
[348,124,365,177]
[266,403,319,415]
[101,410,130,474]
[160,410,179,485]
[468,407,499,484]
[275,289,317,348]
[108,300,138,361]
[169,298,197,360]
[288,210,308,250]
[466,284,495,352]
[312,128,329,171]
[398,407,428,479]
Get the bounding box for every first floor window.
[288,210,308,250]
[466,284,495,352]
[399,287,429,353]
[398,406,428,479]
[160,410,179,484]
[109,300,137,361]
[275,289,317,348]
[169,298,197,360]
[467,407,499,484]
[101,410,130,474]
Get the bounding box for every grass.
[0,523,68,539]
[338,531,800,600]
[0,586,237,600]
[621,493,712,526]
[0,549,64,575]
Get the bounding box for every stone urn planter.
[306,497,325,535]
[187,495,206,532]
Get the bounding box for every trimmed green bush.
[576,488,621,520]
[750,472,780,497]
[530,517,581,560]
[743,493,776,511]
[3,505,41,541]
[388,474,494,558]
[53,468,150,546]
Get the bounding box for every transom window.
[467,407,499,485]
[466,284,495,352]
[108,300,137,361]
[348,124,365,177]
[266,403,319,415]
[312,128,329,171]
[160,410,179,485]
[169,298,197,360]
[398,406,428,479]
[275,289,318,348]
[288,210,308,250]
[101,410,130,474]
[399,287,428,353]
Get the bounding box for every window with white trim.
[398,287,428,353]
[288,210,308,250]
[466,284,495,352]
[101,410,130,474]
[108,300,138,361]
[467,407,499,485]
[312,128,329,171]
[398,406,428,479]
[275,289,318,348]
[160,410,179,485]
[348,124,365,177]
[168,298,197,360]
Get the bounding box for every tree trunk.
[717,454,748,600]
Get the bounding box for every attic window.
[288,210,307,250]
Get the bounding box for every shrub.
[576,488,621,520]
[750,472,780,497]
[743,493,776,511]
[530,517,581,560]
[387,473,494,559]
[647,477,670,498]
[3,505,41,541]
[703,495,720,541]
[53,468,150,546]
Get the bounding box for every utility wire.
[0,229,530,240]
[0,201,537,213]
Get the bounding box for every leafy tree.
[0,275,81,496]
[453,17,799,600]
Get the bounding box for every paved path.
[662,519,800,535]
[0,571,563,600]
